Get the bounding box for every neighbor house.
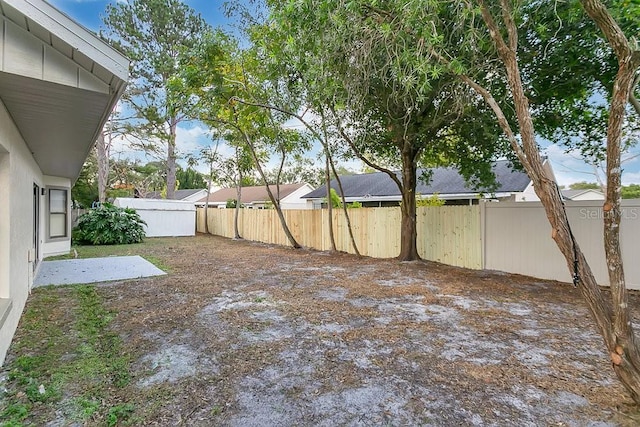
[197,183,315,210]
[144,188,210,202]
[0,0,129,363]
[561,189,605,201]
[303,159,555,207]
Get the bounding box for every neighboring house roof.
[0,0,129,181]
[199,183,309,205]
[145,189,207,201]
[561,189,605,200]
[303,160,531,200]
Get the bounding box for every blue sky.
[49,0,233,32]
[48,0,639,187]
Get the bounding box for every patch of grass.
[0,286,135,425]
[107,403,135,426]
[46,237,173,260]
[142,255,171,273]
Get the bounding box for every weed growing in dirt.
[107,403,135,426]
[0,286,134,425]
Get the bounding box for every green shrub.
[416,193,445,207]
[73,204,146,245]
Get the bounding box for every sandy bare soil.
[9,234,640,425]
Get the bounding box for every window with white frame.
[48,188,68,239]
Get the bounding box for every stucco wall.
[0,98,44,363]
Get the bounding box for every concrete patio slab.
[34,256,166,287]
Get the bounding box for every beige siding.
[484,201,640,290]
[1,16,110,93]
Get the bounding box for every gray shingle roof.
[561,189,604,200]
[145,189,204,200]
[303,160,531,199]
[199,183,307,204]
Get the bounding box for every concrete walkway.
[34,256,166,287]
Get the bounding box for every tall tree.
[268,0,509,260]
[102,0,210,199]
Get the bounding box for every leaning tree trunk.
[325,155,337,251]
[203,165,213,235]
[397,141,420,261]
[238,128,301,248]
[330,154,361,256]
[472,0,640,403]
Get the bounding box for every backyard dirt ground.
[6,234,640,425]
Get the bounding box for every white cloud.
[543,142,640,186]
[175,124,213,157]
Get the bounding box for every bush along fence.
[196,200,640,290]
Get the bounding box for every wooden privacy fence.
[196,206,482,269]
[196,200,640,289]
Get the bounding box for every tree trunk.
[580,0,640,402]
[473,0,640,403]
[203,166,212,235]
[397,142,420,261]
[234,162,242,239]
[325,155,337,251]
[166,117,178,199]
[95,132,109,204]
[238,128,301,248]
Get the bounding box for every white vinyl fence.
[115,198,196,237]
[483,200,640,290]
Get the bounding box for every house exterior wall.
[281,185,315,210]
[0,97,44,363]
[1,13,109,94]
[515,182,540,202]
[114,198,196,237]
